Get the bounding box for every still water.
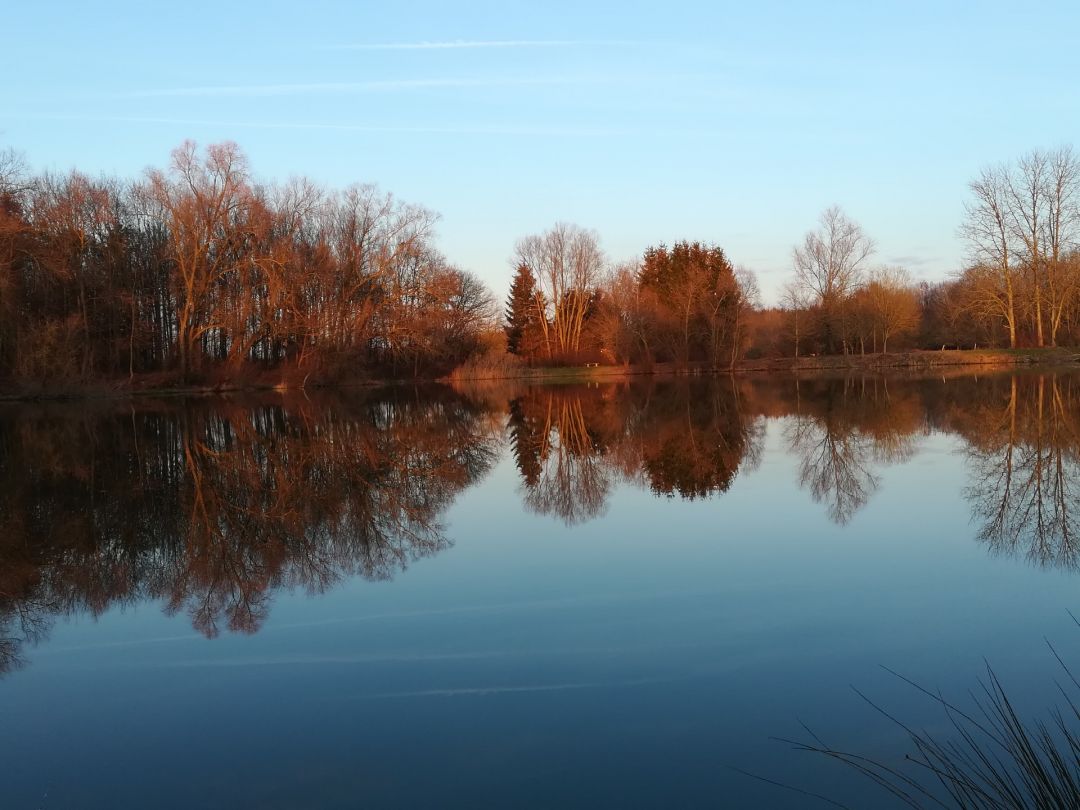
[2,371,1079,808]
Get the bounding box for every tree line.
[504,225,759,367]
[0,141,499,386]
[503,146,1080,365]
[770,147,1080,358]
[2,140,1078,389]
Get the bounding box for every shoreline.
[2,348,1078,403]
[447,348,1080,383]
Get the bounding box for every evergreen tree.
[505,263,542,357]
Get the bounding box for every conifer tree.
[505,262,541,357]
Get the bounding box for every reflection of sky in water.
[3,375,1080,808]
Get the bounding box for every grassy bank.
[448,347,1080,383]
[2,348,1078,402]
[0,368,389,403]
[738,347,1080,373]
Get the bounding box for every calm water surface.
[3,371,1080,808]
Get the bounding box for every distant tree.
[793,206,875,353]
[574,287,610,363]
[743,307,785,359]
[918,280,974,349]
[595,262,648,364]
[0,148,30,373]
[729,266,761,367]
[866,266,920,353]
[780,280,811,358]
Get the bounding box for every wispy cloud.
[323,39,639,51]
[1,112,746,139]
[4,112,626,138]
[887,254,936,267]
[119,76,600,99]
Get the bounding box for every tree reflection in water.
[781,376,924,524]
[507,379,764,525]
[0,388,499,673]
[2,371,1080,674]
[960,374,1080,568]
[509,387,614,525]
[504,372,1080,564]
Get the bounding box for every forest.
[1,141,1078,389]
[0,142,497,386]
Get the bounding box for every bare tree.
[792,206,875,353]
[960,164,1019,348]
[0,140,501,386]
[147,141,253,378]
[780,280,811,358]
[866,265,920,353]
[1006,149,1050,346]
[0,148,27,194]
[596,261,650,364]
[1043,146,1080,345]
[0,150,31,372]
[729,266,760,367]
[514,222,605,361]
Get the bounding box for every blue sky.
[4,0,1079,303]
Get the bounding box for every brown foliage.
[0,142,496,388]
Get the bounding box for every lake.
[2,370,1079,808]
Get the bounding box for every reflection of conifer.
[517,390,611,526]
[508,397,543,486]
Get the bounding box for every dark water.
[2,371,1080,808]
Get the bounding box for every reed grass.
[749,613,1080,808]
